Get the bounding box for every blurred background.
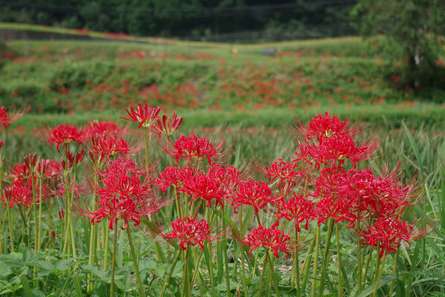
[0,0,444,162]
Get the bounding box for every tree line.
[0,0,357,40]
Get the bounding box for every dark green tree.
[353,0,445,89]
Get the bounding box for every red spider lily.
[182,172,225,207]
[297,133,372,167]
[48,124,83,151]
[342,169,411,219]
[232,179,274,213]
[37,159,63,178]
[243,225,290,257]
[266,158,301,193]
[156,166,200,192]
[361,216,412,256]
[126,104,160,128]
[0,107,10,129]
[162,217,212,250]
[169,134,217,164]
[274,195,315,232]
[2,178,33,208]
[304,112,348,142]
[62,150,85,169]
[153,112,183,136]
[90,158,160,229]
[89,136,129,162]
[207,164,240,198]
[82,121,121,140]
[314,167,411,226]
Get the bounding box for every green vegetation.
[1,26,444,115]
[353,0,445,89]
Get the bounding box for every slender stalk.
[222,208,231,297]
[127,227,146,297]
[357,242,363,290]
[87,168,99,293]
[36,175,43,251]
[183,249,192,297]
[371,253,385,297]
[318,219,334,296]
[7,206,14,252]
[292,227,301,297]
[103,221,109,270]
[388,252,398,297]
[310,225,320,297]
[110,221,119,297]
[336,224,344,297]
[301,232,316,293]
[160,250,181,297]
[258,253,269,296]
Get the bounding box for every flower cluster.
[89,158,159,229]
[48,124,83,151]
[169,134,217,164]
[243,225,290,257]
[163,217,212,250]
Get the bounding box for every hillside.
[1,23,445,128]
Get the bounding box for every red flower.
[304,112,348,142]
[89,135,129,162]
[0,107,10,129]
[298,133,372,167]
[170,134,217,164]
[0,140,4,149]
[243,225,290,257]
[2,178,33,208]
[48,124,83,151]
[126,104,160,128]
[182,172,225,206]
[62,150,85,169]
[207,164,240,198]
[153,112,183,136]
[82,121,121,140]
[90,158,160,229]
[266,158,301,193]
[274,195,315,232]
[162,217,212,250]
[232,179,274,213]
[361,216,412,256]
[156,166,199,192]
[37,159,63,178]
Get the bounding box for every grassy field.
[1,23,445,118]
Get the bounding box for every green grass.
[10,104,445,131]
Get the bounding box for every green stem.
[183,249,192,297]
[7,206,14,252]
[37,175,43,252]
[110,221,119,297]
[336,224,344,297]
[318,219,334,296]
[222,208,231,297]
[127,227,146,297]
[301,232,316,293]
[292,228,301,297]
[388,252,398,297]
[310,225,320,297]
[160,250,181,297]
[371,253,385,297]
[103,221,109,270]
